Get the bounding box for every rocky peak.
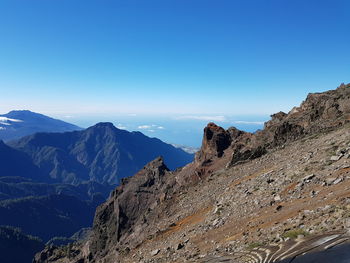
[198,83,350,167]
[195,122,231,163]
[264,111,287,129]
[117,156,169,191]
[89,122,117,132]
[142,156,169,174]
[88,156,175,260]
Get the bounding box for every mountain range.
[7,122,193,185]
[0,111,194,263]
[33,83,350,263]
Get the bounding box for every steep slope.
[34,83,350,263]
[10,122,194,185]
[0,140,45,182]
[0,110,81,141]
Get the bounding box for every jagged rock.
[89,156,176,260]
[196,122,231,163]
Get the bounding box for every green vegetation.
[248,242,264,249]
[282,229,309,239]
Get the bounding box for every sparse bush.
[282,229,309,239]
[248,242,263,249]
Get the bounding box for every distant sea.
[58,114,269,148]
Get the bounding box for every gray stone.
[330,155,341,161]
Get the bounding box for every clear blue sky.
[0,0,349,116]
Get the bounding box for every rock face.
[196,122,232,162]
[196,83,350,168]
[261,83,350,145]
[34,157,179,262]
[33,83,350,263]
[88,157,176,259]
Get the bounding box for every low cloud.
[0,117,23,123]
[138,125,152,129]
[233,120,265,125]
[175,115,227,122]
[138,124,165,130]
[116,123,127,129]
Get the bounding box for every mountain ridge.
[9,122,193,185]
[33,83,350,263]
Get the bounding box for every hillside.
[0,226,44,263]
[0,194,102,241]
[34,83,350,263]
[0,110,81,141]
[0,140,45,182]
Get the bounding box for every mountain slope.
[0,140,45,182]
[9,122,194,185]
[0,226,44,263]
[33,83,350,263]
[0,194,101,241]
[0,110,81,141]
[0,177,113,201]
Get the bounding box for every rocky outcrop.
[89,157,175,257]
[42,157,180,262]
[164,84,350,183]
[195,123,232,163]
[227,83,350,166]
[261,83,350,146]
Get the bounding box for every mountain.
[9,122,194,185]
[34,83,350,263]
[0,110,81,141]
[0,119,192,258]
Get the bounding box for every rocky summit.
[34,83,350,263]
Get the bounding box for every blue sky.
[0,0,349,117]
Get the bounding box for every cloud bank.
[175,115,227,122]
